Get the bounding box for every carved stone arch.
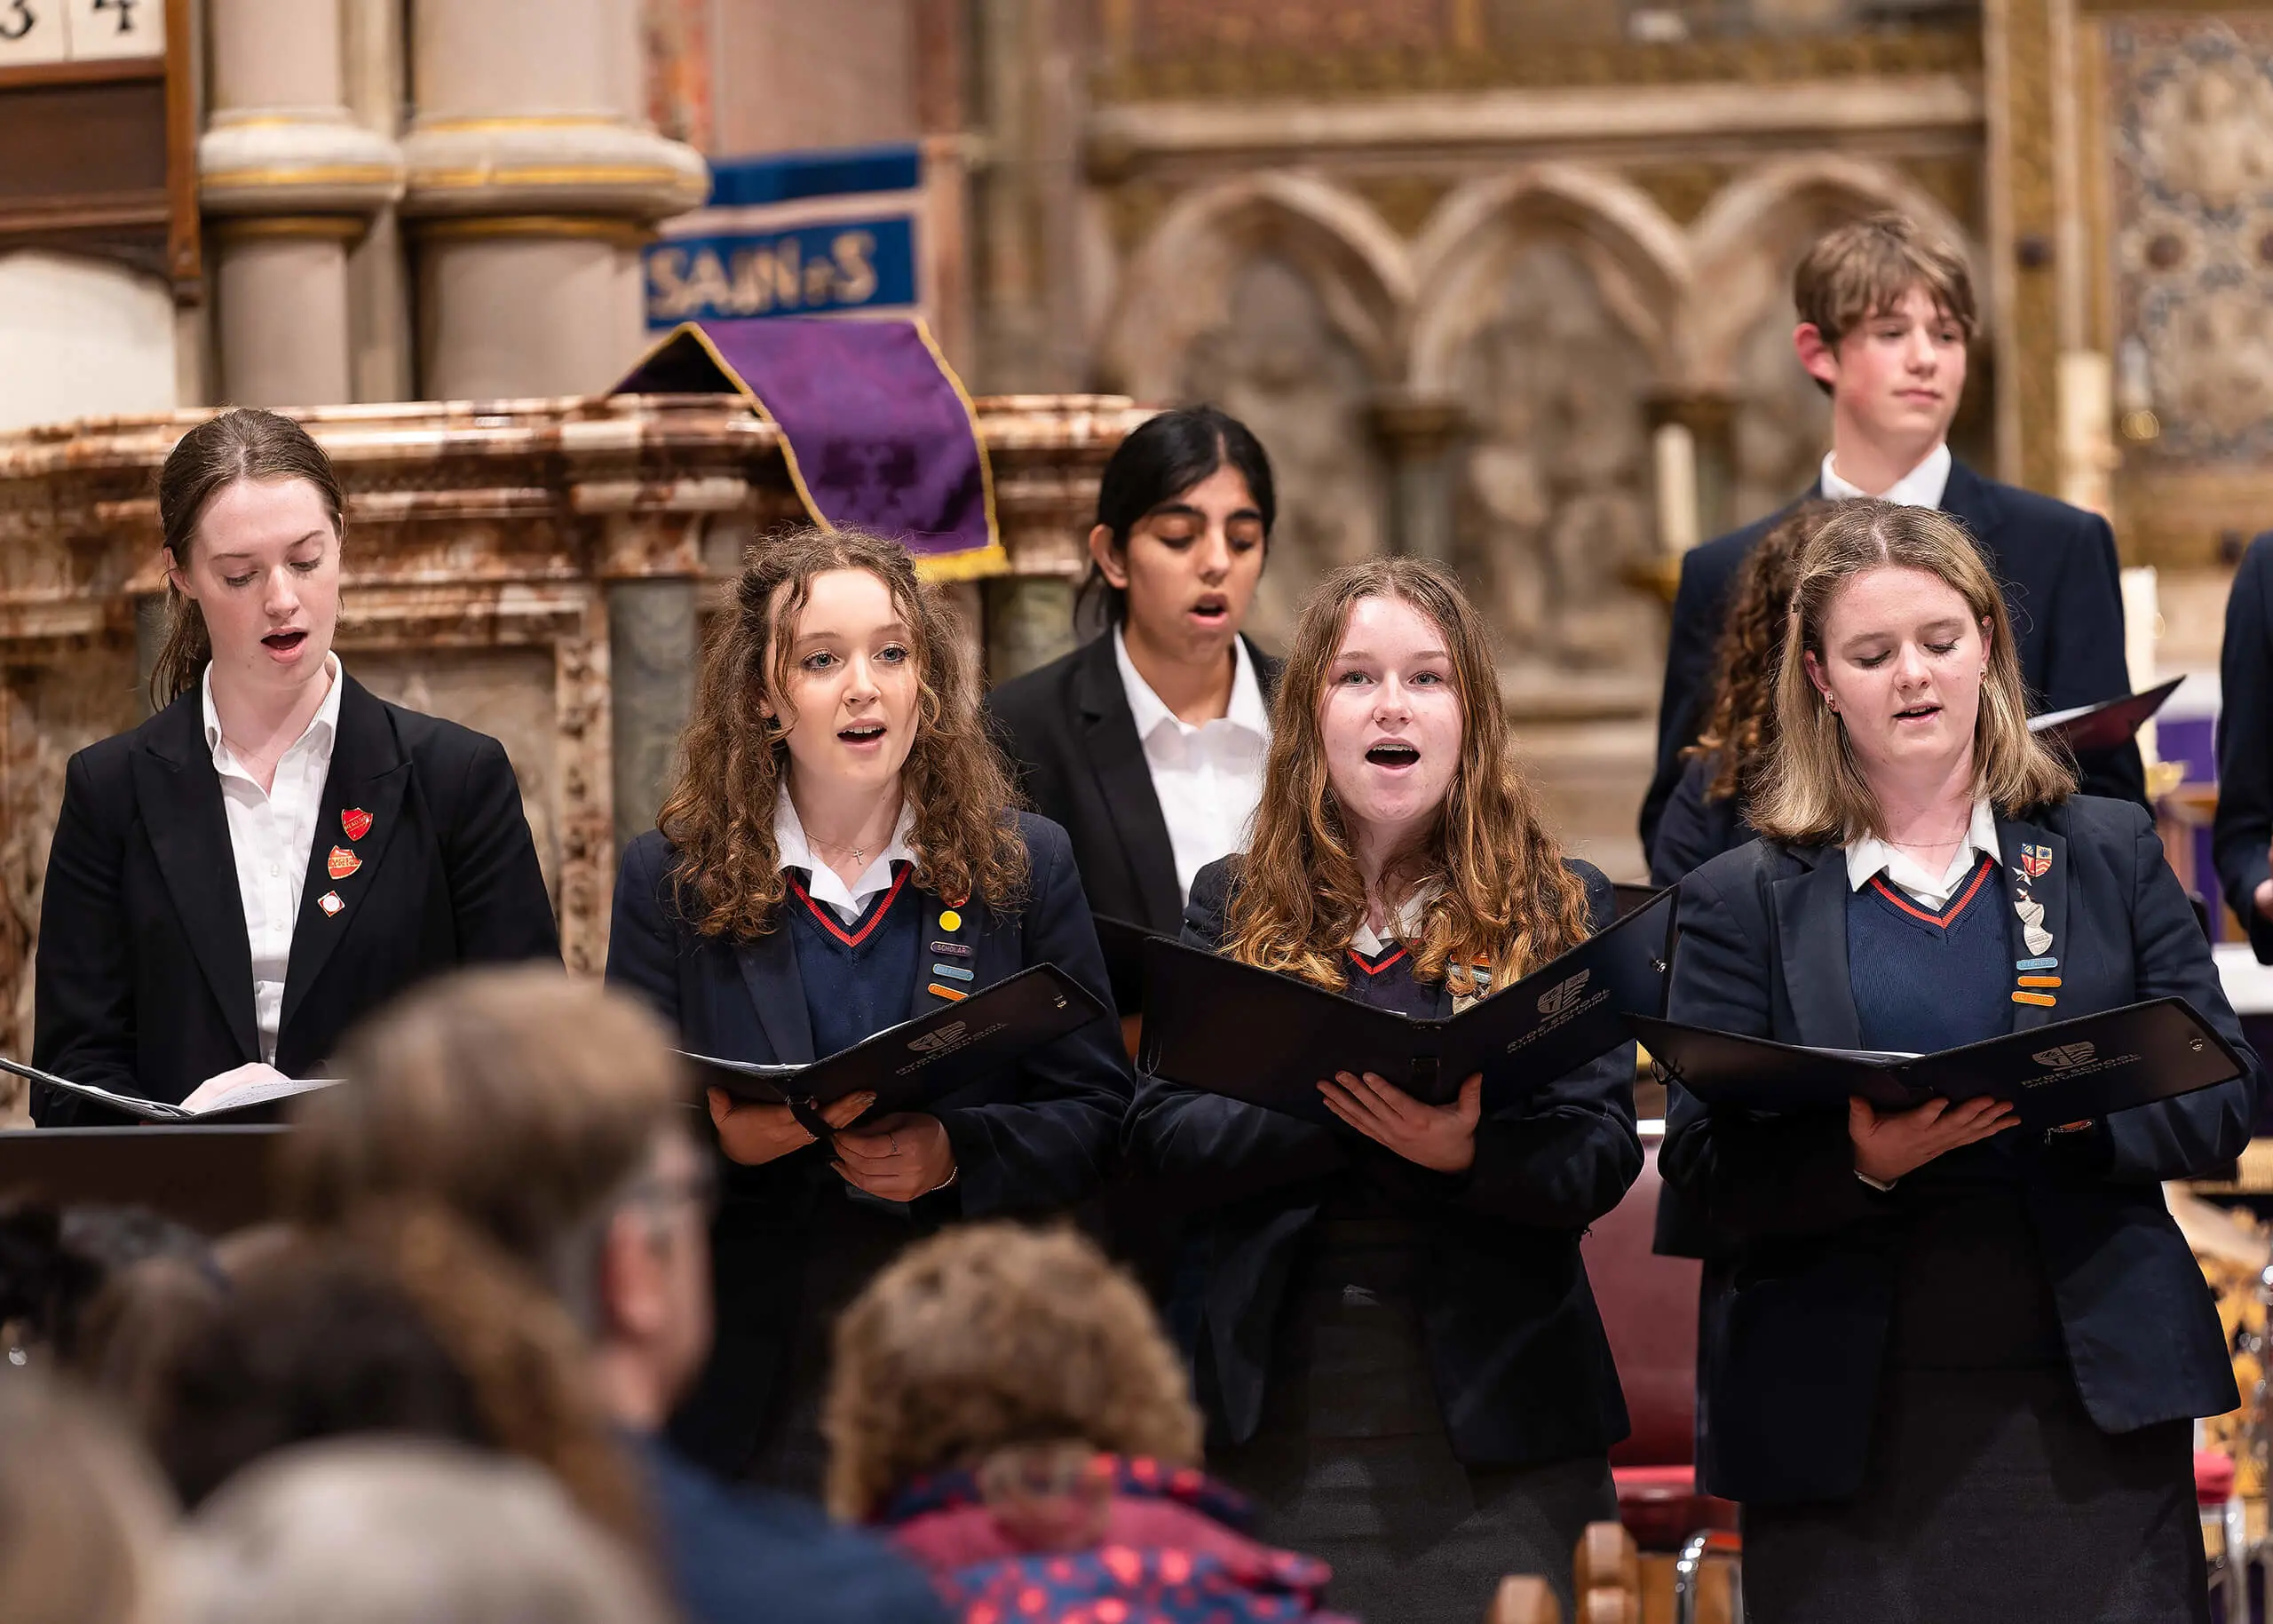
[1097,173,1410,646]
[1098,171,1413,400]
[1399,166,1683,679]
[1684,153,1983,388]
[1406,163,1691,390]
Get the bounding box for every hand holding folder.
[1633,996,2242,1132]
[683,963,1107,1143]
[1136,887,1676,1126]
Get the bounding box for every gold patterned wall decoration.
[2104,16,2273,469]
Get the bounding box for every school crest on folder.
[2020,844,2053,879]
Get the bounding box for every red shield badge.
[327,846,362,880]
[341,808,373,841]
[2020,844,2053,879]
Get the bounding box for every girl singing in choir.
[33,408,557,1123]
[1662,500,2260,1623]
[1128,557,1640,1624]
[606,526,1129,1491]
[988,405,1279,940]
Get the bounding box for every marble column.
[399,0,708,400]
[199,0,405,406]
[606,578,696,856]
[1371,392,1467,563]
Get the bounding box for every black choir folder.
[682,963,1106,1129]
[1632,996,2243,1132]
[2029,676,2183,755]
[0,1056,339,1123]
[1136,886,1677,1125]
[1092,914,1164,1016]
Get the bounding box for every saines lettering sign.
[645,218,915,327]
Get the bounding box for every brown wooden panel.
[0,78,166,207]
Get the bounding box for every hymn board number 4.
[0,0,161,63]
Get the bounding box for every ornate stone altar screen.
[0,392,1144,1120]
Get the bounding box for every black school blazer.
[31,676,559,1123]
[1127,857,1639,1469]
[2214,530,2273,962]
[986,632,1283,937]
[1640,461,2144,851]
[606,812,1132,1472]
[1661,795,2261,1505]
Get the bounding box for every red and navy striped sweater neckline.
[787,864,912,947]
[1347,940,1409,977]
[1865,852,1995,930]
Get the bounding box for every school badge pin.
[319,891,345,916]
[341,807,373,841]
[327,846,361,880]
[2020,844,2053,879]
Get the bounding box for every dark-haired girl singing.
[987,405,1280,939]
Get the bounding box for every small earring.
[1825,695,1837,712]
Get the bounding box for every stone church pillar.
[200,0,405,406]
[399,0,708,400]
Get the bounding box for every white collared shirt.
[1845,796,2001,911]
[202,656,345,1066]
[1113,627,1271,904]
[1351,883,1440,957]
[1820,441,1952,510]
[774,792,919,926]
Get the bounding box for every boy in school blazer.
[1640,217,2142,853]
[34,675,559,1123]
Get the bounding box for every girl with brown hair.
[606,525,1128,1493]
[1662,500,2260,1622]
[1127,557,1640,1624]
[1648,501,1833,887]
[31,407,556,1123]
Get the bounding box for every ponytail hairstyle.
[150,408,345,709]
[1224,557,1593,994]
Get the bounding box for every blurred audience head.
[824,1222,1201,1522]
[0,1374,178,1624]
[157,1204,648,1545]
[170,1438,671,1624]
[290,966,712,1438]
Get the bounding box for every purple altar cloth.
[614,318,1003,579]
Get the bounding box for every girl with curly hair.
[1649,501,1834,887]
[1127,557,1641,1624]
[606,527,1129,1492]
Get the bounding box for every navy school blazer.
[1660,795,2261,1505]
[33,676,558,1121]
[606,812,1132,1470]
[2214,531,2273,963]
[1641,462,2145,852]
[1126,857,1640,1470]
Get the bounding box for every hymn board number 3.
[0,0,161,63]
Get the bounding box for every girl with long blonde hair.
[1129,557,1639,1624]
[1662,499,2260,1623]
